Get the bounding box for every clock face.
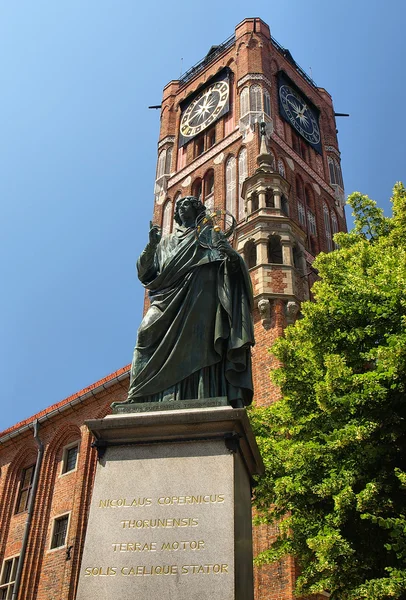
[279,84,320,145]
[180,80,229,140]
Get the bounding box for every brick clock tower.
[152,17,346,599]
[0,16,347,600]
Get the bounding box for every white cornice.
[158,136,175,150]
[237,73,273,89]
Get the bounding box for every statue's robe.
[127,225,254,407]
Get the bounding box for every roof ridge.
[0,364,131,439]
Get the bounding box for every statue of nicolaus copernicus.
[126,196,254,408]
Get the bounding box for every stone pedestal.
[76,405,264,600]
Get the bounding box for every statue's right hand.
[149,223,162,247]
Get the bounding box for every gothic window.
[61,442,79,475]
[268,235,283,264]
[164,147,172,174]
[251,192,259,212]
[238,148,247,220]
[162,199,172,235]
[277,158,286,178]
[204,170,214,198]
[224,85,234,136]
[328,157,336,185]
[225,156,237,216]
[157,150,166,179]
[296,176,304,202]
[292,131,300,154]
[194,135,205,158]
[244,240,256,269]
[207,128,216,149]
[297,200,306,226]
[331,209,339,249]
[249,85,262,112]
[281,195,289,216]
[15,465,35,514]
[157,145,173,179]
[263,89,271,116]
[328,157,344,189]
[307,209,317,236]
[192,179,202,200]
[265,188,274,208]
[304,185,313,207]
[177,145,186,171]
[323,202,333,251]
[240,86,249,117]
[335,159,344,188]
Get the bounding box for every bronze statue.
[126,196,254,407]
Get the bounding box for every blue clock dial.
[279,84,320,145]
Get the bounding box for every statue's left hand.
[215,238,239,261]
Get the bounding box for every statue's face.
[177,198,197,227]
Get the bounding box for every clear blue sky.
[1,1,404,431]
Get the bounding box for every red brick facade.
[0,18,345,600]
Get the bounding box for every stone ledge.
[86,406,264,478]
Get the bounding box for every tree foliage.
[251,184,406,599]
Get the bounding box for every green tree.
[251,184,406,599]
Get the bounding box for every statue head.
[174,196,206,227]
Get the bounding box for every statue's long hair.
[174,196,206,226]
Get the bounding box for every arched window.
[263,89,271,116]
[177,145,187,171]
[162,199,172,235]
[297,200,306,226]
[296,176,304,201]
[304,186,313,207]
[244,240,256,269]
[194,135,205,158]
[165,147,173,175]
[334,159,344,188]
[307,209,317,235]
[277,158,286,178]
[204,170,214,198]
[238,148,247,220]
[331,210,339,249]
[157,146,173,179]
[328,157,336,185]
[292,131,300,155]
[225,156,237,216]
[323,202,333,251]
[250,85,262,112]
[251,192,259,212]
[281,195,289,216]
[157,150,166,179]
[268,235,283,264]
[240,87,249,117]
[207,128,216,149]
[192,178,202,200]
[265,188,274,208]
